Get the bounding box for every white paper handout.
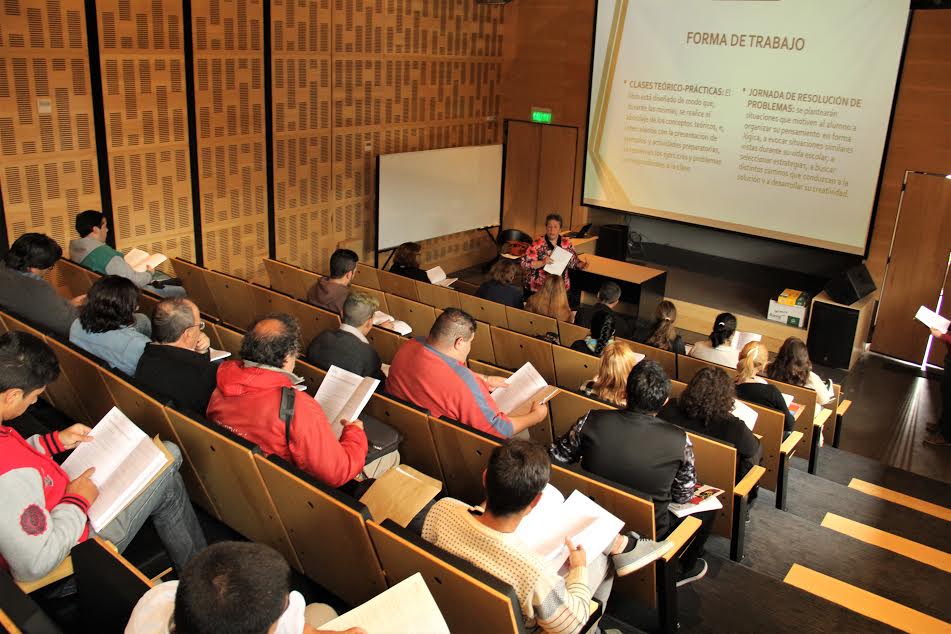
[515,485,624,572]
[373,310,412,335]
[208,348,231,362]
[916,306,951,333]
[543,245,573,276]
[60,407,171,531]
[668,484,724,518]
[489,362,559,415]
[123,248,168,273]
[315,366,379,438]
[322,573,450,633]
[732,399,759,431]
[730,331,763,350]
[426,266,457,287]
[781,393,795,407]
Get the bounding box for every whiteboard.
[377,145,502,251]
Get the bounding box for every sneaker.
[611,533,674,576]
[676,558,708,587]
[923,432,951,446]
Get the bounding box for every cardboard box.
[768,299,808,327]
[778,288,810,307]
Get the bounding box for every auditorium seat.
[284,297,341,346]
[557,320,590,348]
[377,268,420,301]
[170,258,221,318]
[72,537,154,632]
[415,280,462,310]
[365,325,408,364]
[351,283,390,314]
[202,268,258,329]
[365,392,444,481]
[353,263,382,290]
[552,345,602,393]
[386,295,437,336]
[489,326,556,385]
[504,305,558,338]
[263,258,312,300]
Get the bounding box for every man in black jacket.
[306,292,385,381]
[135,298,219,414]
[573,281,634,339]
[550,359,712,587]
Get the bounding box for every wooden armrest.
[15,556,73,594]
[661,516,702,562]
[753,433,763,441]
[814,408,832,428]
[836,399,852,417]
[780,431,804,455]
[734,465,766,498]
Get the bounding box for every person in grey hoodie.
[0,233,82,337]
[68,210,185,298]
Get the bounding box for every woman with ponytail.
[688,312,739,367]
[636,300,686,355]
[735,341,796,433]
[570,310,616,357]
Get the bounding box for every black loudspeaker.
[824,264,876,305]
[595,224,628,261]
[807,301,860,369]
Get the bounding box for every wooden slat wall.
[96,0,195,272]
[192,0,269,282]
[0,0,102,250]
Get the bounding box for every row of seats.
[0,306,699,633]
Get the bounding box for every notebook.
[668,484,724,518]
[489,362,559,416]
[543,246,573,276]
[373,310,412,335]
[426,266,457,287]
[733,399,759,430]
[322,573,449,633]
[123,248,168,273]
[314,366,380,438]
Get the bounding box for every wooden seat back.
[353,263,381,290]
[284,299,341,347]
[365,393,443,480]
[254,455,387,605]
[170,258,220,318]
[72,537,152,633]
[378,269,419,301]
[44,337,117,423]
[386,294,437,336]
[459,294,508,328]
[763,377,819,459]
[557,319,589,347]
[548,389,613,438]
[248,283,303,321]
[745,401,784,492]
[203,268,257,329]
[365,326,407,364]
[685,432,737,541]
[293,358,326,392]
[620,338,677,379]
[351,283,389,314]
[209,322,244,357]
[504,306,558,338]
[162,407,299,569]
[428,416,500,504]
[489,326,556,384]
[552,345,601,392]
[677,353,737,383]
[366,519,525,634]
[56,258,98,296]
[263,258,312,300]
[416,281,462,310]
[1,568,64,632]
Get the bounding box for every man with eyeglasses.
[135,298,221,415]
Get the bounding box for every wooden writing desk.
[569,254,667,319]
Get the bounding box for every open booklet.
[668,484,724,518]
[730,330,762,350]
[515,484,624,572]
[123,248,167,273]
[543,245,573,276]
[489,362,559,416]
[322,572,449,633]
[373,310,412,336]
[732,399,759,431]
[781,392,804,418]
[916,305,950,333]
[315,366,379,439]
[359,464,442,528]
[426,266,457,287]
[61,407,173,531]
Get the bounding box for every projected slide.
[584,0,909,254]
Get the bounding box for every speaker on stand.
[595,224,629,261]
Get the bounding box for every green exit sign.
[531,108,553,124]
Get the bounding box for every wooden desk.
[571,236,597,255]
[569,254,667,319]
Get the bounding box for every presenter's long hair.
[525,275,571,322]
[767,337,812,386]
[589,342,639,407]
[645,300,678,351]
[736,341,769,383]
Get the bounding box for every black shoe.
[676,558,708,587]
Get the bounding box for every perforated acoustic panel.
[273,0,504,273]
[97,0,195,271]
[0,0,101,251]
[193,0,268,283]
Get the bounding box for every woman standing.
[520,213,588,295]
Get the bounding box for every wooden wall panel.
[193,0,268,282]
[0,0,101,250]
[97,0,195,271]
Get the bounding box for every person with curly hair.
[570,310,616,357]
[69,275,152,376]
[581,342,641,407]
[766,337,833,406]
[660,367,762,483]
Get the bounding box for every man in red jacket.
[206,314,369,487]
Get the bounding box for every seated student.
[206,314,380,487]
[633,300,686,356]
[422,439,672,634]
[573,281,634,339]
[126,541,362,634]
[306,248,359,316]
[70,276,152,376]
[69,210,184,298]
[735,341,795,434]
[580,341,639,408]
[524,274,573,323]
[550,360,712,586]
[388,242,429,282]
[767,337,833,406]
[0,233,82,338]
[476,259,523,308]
[660,367,762,484]
[688,312,739,368]
[306,292,386,381]
[386,308,548,438]
[0,331,205,582]
[135,298,219,415]
[570,311,615,357]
